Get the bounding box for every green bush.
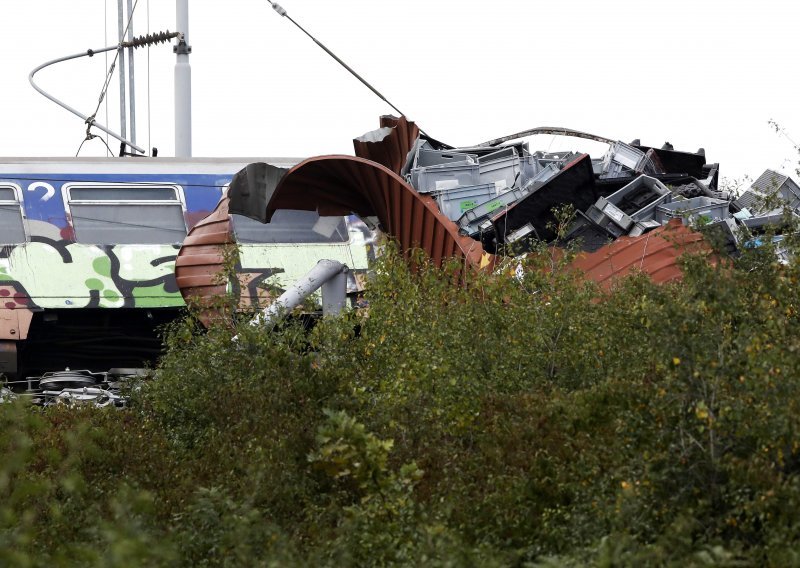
[2,230,800,566]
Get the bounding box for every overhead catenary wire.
[30,46,145,154]
[265,1,427,136]
[31,31,177,157]
[78,2,115,158]
[91,0,139,128]
[31,1,176,157]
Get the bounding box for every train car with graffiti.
[0,157,371,380]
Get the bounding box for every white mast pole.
[174,0,192,157]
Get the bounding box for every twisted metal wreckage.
[7,117,795,407]
[177,115,796,310]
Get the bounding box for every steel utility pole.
[117,0,128,142]
[174,0,192,157]
[126,0,137,147]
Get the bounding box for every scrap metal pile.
[175,116,799,320]
[396,126,798,258]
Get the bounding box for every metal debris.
[177,116,798,312]
[391,119,797,264]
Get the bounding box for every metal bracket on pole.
[173,38,192,54]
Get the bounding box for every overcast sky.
[1,0,798,192]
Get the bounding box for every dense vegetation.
[2,230,800,566]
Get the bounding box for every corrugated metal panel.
[266,155,492,269]
[750,169,788,194]
[353,115,420,175]
[570,219,711,288]
[733,189,763,212]
[736,170,800,213]
[174,197,233,309]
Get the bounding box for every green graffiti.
[92,256,112,277]
[85,278,104,290]
[132,283,180,308]
[103,289,121,302]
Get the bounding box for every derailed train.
[0,157,372,383]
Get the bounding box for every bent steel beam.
[477,126,614,148]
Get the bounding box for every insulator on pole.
[122,30,180,49]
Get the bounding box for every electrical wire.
[265,0,423,134]
[75,123,117,158]
[88,0,140,135]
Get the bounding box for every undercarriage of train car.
[1,307,180,406]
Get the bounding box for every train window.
[0,185,26,244]
[66,184,187,245]
[70,187,178,201]
[231,210,349,244]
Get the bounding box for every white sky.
[1,0,799,192]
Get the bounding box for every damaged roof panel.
[266,155,491,268]
[570,219,712,288]
[352,115,420,175]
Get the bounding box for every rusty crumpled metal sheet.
[267,155,492,269]
[175,116,715,317]
[353,115,420,175]
[174,196,234,308]
[569,219,712,288]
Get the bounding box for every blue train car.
[0,157,371,379]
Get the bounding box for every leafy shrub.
[2,228,800,565]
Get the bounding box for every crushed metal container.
[586,175,672,234]
[610,175,672,219]
[534,151,578,170]
[492,154,598,247]
[519,152,541,186]
[457,186,530,237]
[478,152,522,193]
[628,219,662,237]
[410,161,481,194]
[585,199,632,236]
[655,196,730,225]
[563,211,615,252]
[477,147,517,163]
[521,162,561,190]
[435,183,498,221]
[599,141,647,179]
[417,148,478,168]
